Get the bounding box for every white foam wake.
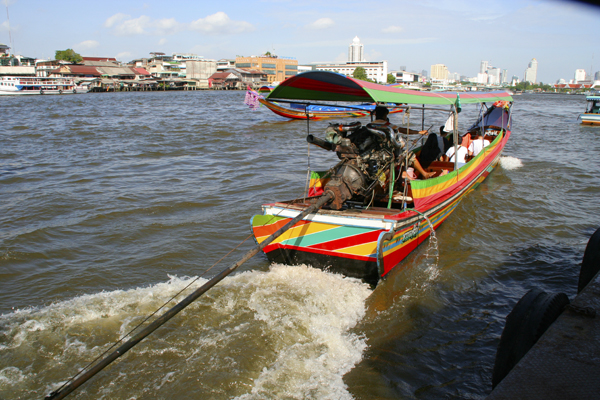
[234,264,371,400]
[0,265,371,399]
[499,156,523,170]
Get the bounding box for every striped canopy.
[267,71,513,105]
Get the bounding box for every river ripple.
[1,91,598,399]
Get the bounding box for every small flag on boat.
[244,89,261,110]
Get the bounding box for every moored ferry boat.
[579,95,600,125]
[251,71,513,285]
[0,76,88,95]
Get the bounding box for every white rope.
[304,141,311,200]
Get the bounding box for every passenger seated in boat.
[468,134,490,156]
[438,126,452,152]
[373,106,435,179]
[443,134,472,167]
[418,132,444,169]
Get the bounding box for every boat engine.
[307,121,403,210]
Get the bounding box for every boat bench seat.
[426,161,455,176]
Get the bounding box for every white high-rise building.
[480,60,489,74]
[348,36,364,62]
[488,67,501,85]
[477,72,488,84]
[315,60,388,83]
[524,58,538,84]
[574,69,586,82]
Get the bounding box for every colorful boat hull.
[580,95,600,125]
[251,130,509,284]
[580,113,600,125]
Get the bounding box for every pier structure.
[487,231,600,399]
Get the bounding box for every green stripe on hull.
[252,214,286,227]
[280,224,373,247]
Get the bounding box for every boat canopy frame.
[268,71,513,210]
[266,71,513,105]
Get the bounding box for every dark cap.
[374,105,389,120]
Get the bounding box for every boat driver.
[372,106,435,179]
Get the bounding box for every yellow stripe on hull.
[332,241,378,257]
[260,220,339,245]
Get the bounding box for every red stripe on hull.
[306,229,383,251]
[253,218,311,239]
[263,241,377,262]
[381,207,452,275]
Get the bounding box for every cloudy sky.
[1,0,599,83]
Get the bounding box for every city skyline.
[1,0,599,84]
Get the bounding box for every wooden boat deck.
[269,200,405,217]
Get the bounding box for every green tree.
[55,49,83,63]
[387,73,396,84]
[353,67,368,81]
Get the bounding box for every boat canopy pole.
[45,192,333,400]
[304,109,311,199]
[453,105,458,173]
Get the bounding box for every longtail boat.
[258,85,276,94]
[251,71,513,285]
[257,97,404,120]
[579,95,600,125]
[42,72,513,398]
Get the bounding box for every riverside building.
[430,64,449,81]
[310,36,388,83]
[235,55,298,84]
[314,61,388,84]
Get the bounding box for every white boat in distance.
[0,76,89,95]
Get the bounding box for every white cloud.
[104,13,128,28]
[189,12,254,35]
[104,12,252,37]
[74,40,100,51]
[158,38,167,46]
[114,15,152,36]
[307,17,335,30]
[155,18,181,35]
[382,26,403,33]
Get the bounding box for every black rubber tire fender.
[578,226,600,293]
[491,289,570,389]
